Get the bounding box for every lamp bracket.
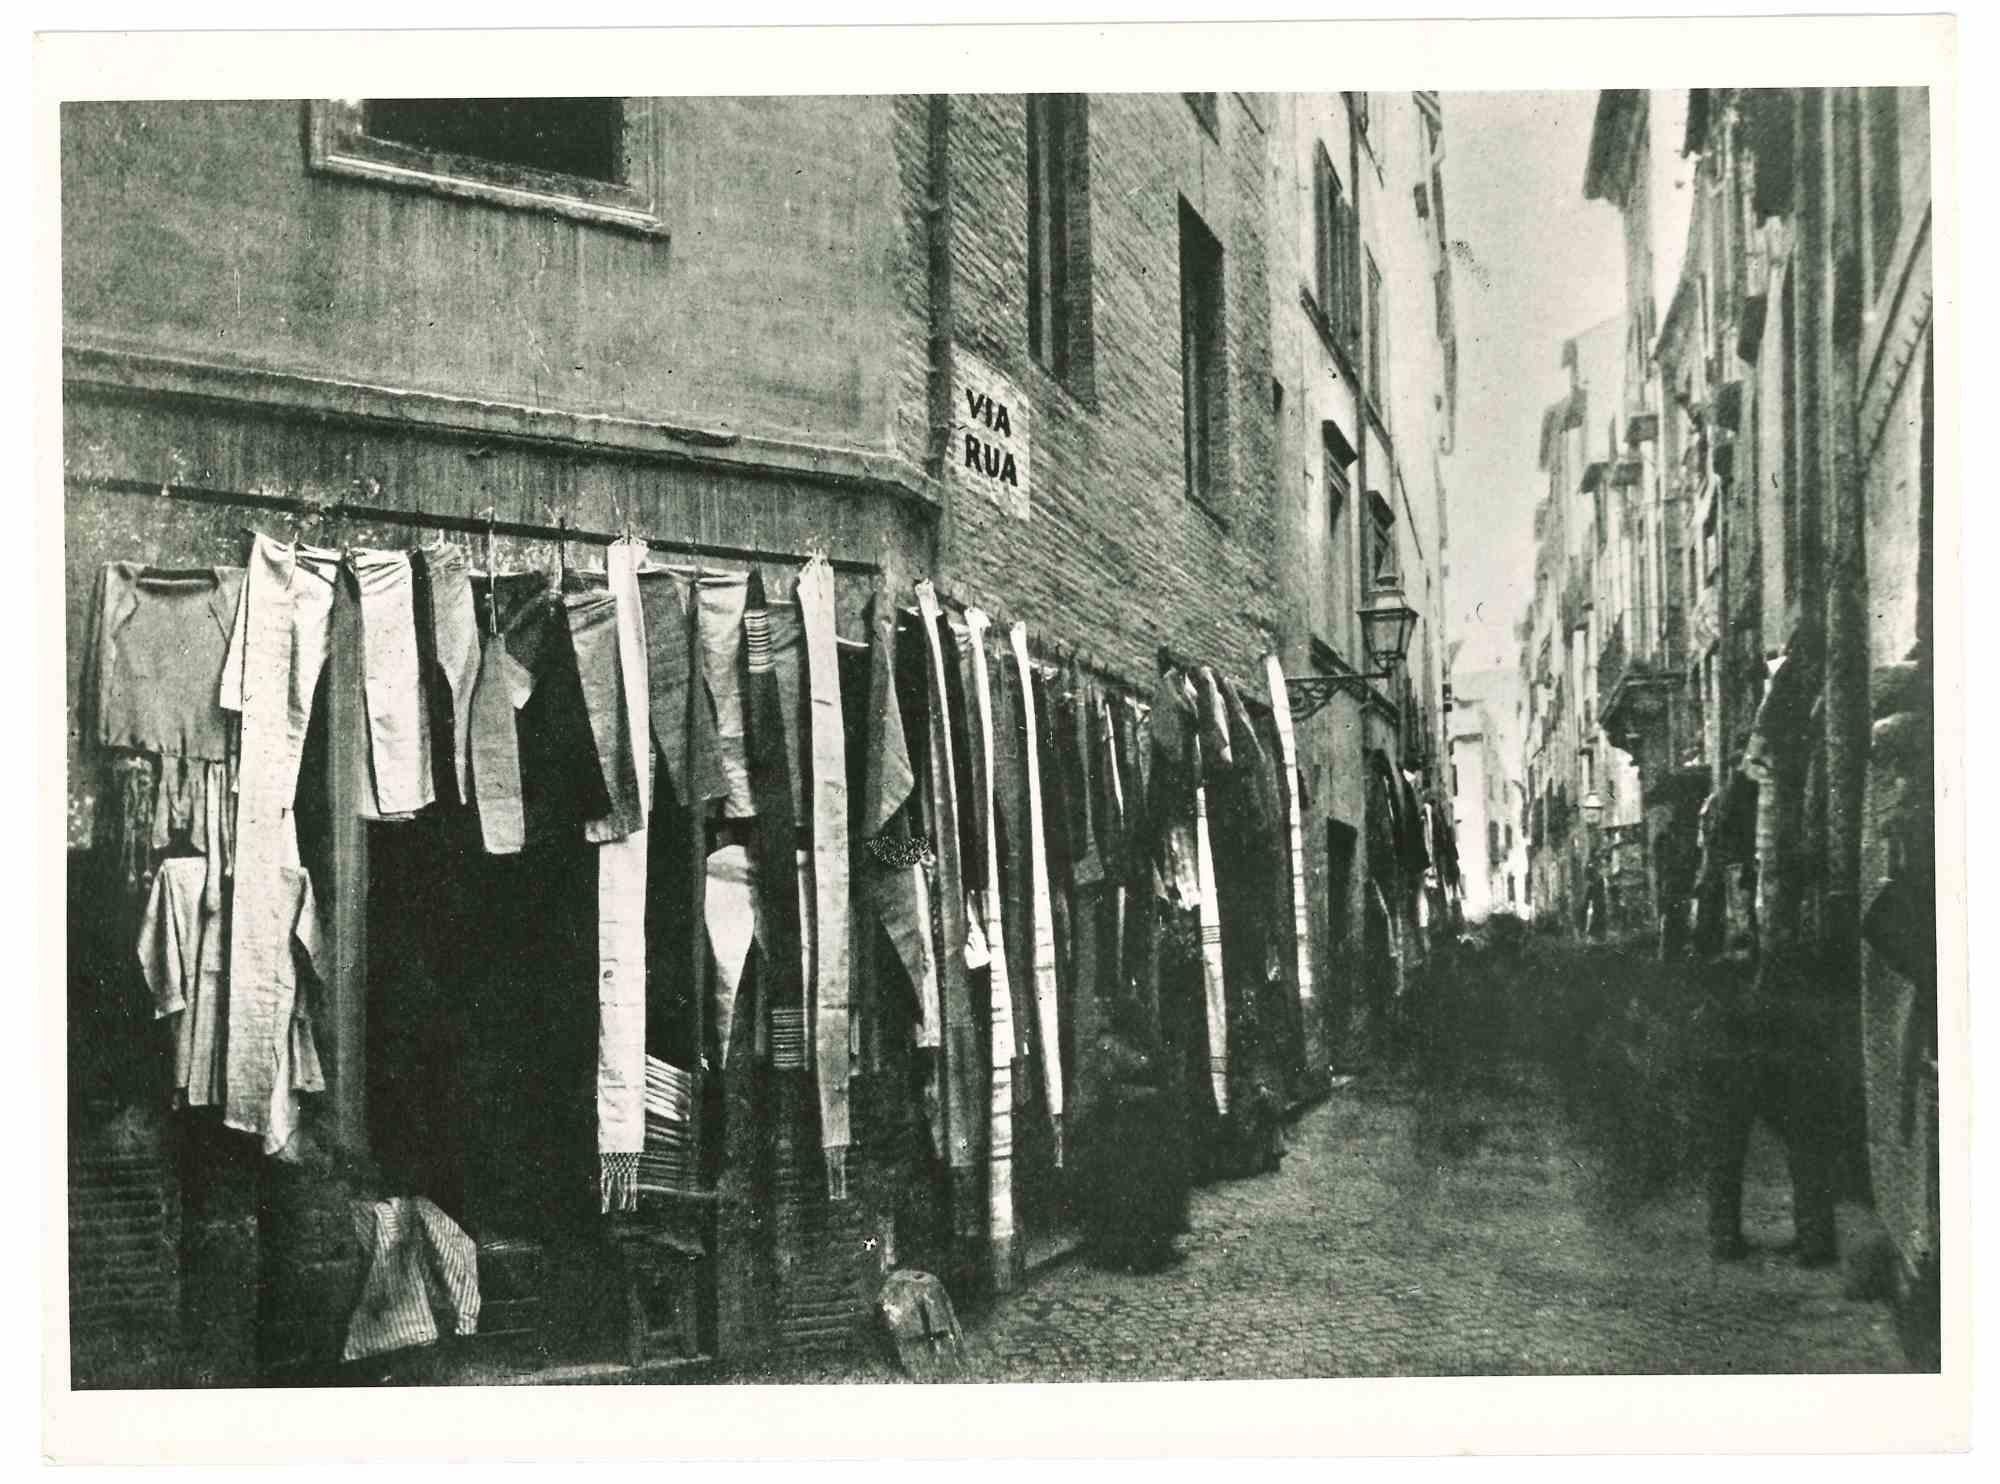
[1284,671,1396,722]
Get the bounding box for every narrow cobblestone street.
[956,1055,1905,1381]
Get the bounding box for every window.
[1311,144,1360,352]
[1179,199,1227,509]
[306,99,665,236]
[1489,821,1502,861]
[1505,823,1514,854]
[1866,88,1903,295]
[1365,488,1399,589]
[1184,93,1220,137]
[1028,94,1094,391]
[1365,251,1386,415]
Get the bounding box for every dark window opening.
[363,98,626,183]
[1179,198,1227,508]
[1366,488,1399,589]
[1312,144,1360,351]
[1867,87,1904,295]
[1029,95,1093,388]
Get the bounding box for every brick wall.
[920,93,1282,693]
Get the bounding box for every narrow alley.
[960,1066,1901,1380]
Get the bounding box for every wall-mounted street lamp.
[1284,585,1421,722]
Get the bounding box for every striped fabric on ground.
[342,1197,481,1363]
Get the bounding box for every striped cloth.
[342,1197,481,1363]
[638,1056,699,1196]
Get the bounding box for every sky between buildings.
[1441,91,1628,679]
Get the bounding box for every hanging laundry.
[638,571,728,807]
[743,572,807,1071]
[136,856,225,1105]
[592,540,651,1214]
[218,534,337,1153]
[798,556,853,1199]
[960,608,1018,1286]
[914,580,981,1184]
[1149,670,1202,911]
[566,588,642,844]
[415,546,481,809]
[705,843,758,1066]
[1264,652,1317,1047]
[1065,661,1103,889]
[1192,733,1229,1119]
[1009,622,1065,1167]
[86,562,243,763]
[697,575,755,820]
[349,549,437,819]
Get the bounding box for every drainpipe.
[925,95,958,576]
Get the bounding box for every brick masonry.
[914,93,1283,694]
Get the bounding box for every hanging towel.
[593,541,651,1213]
[638,1055,699,1197]
[1009,623,1065,1166]
[915,581,981,1179]
[798,556,853,1199]
[1264,653,1318,1032]
[962,609,1017,1286]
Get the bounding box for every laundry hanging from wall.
[87,522,1318,1313]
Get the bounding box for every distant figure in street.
[1077,995,1189,1273]
[1582,868,1609,941]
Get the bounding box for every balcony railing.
[1598,603,1688,748]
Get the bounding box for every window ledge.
[1188,492,1233,533]
[305,100,669,240]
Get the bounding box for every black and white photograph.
[36,10,1968,1463]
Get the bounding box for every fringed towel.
[798,556,854,1200]
[594,540,651,1213]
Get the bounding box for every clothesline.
[66,474,886,578]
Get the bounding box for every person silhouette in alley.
[1695,623,1840,1269]
[1077,993,1189,1274]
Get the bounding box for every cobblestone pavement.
[954,1060,1908,1381]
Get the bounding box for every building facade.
[64,93,1458,1385]
[1449,665,1528,922]
[1266,91,1460,1067]
[1577,87,1938,1359]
